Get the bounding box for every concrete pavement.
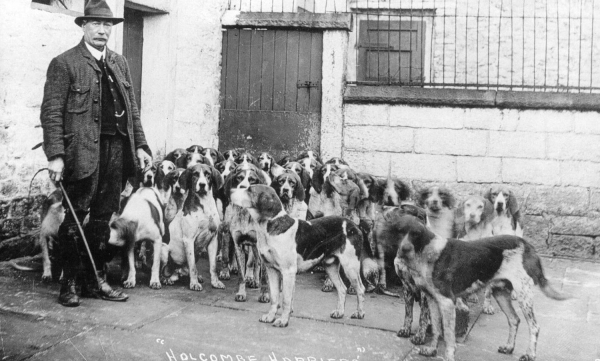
[0,255,598,361]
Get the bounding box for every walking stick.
[57,181,104,289]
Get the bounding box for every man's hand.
[136,148,152,170]
[48,157,65,183]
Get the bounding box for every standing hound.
[231,184,372,327]
[486,186,524,237]
[396,215,570,361]
[219,163,270,302]
[108,168,179,289]
[417,186,458,239]
[161,164,225,291]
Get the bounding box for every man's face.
[82,19,113,50]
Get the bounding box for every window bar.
[497,0,503,90]
[443,0,446,87]
[388,0,391,84]
[487,0,490,89]
[421,0,425,86]
[510,0,513,90]
[465,0,469,87]
[430,0,436,87]
[377,2,381,83]
[556,0,560,91]
[367,0,371,82]
[544,0,548,92]
[591,0,595,93]
[533,0,536,91]
[522,0,525,90]
[453,0,457,85]
[578,0,583,93]
[410,0,414,84]
[567,0,571,91]
[476,0,481,89]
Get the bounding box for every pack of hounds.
[18,145,571,361]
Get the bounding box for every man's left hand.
[136,148,152,170]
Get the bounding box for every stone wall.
[343,102,600,260]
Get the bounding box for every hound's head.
[164,148,187,163]
[230,184,284,224]
[397,215,437,262]
[182,145,208,168]
[311,163,339,194]
[224,163,267,200]
[356,172,381,202]
[258,152,274,172]
[183,164,223,197]
[418,186,456,213]
[461,196,494,225]
[202,148,225,166]
[271,170,305,203]
[284,162,311,193]
[155,160,176,188]
[485,186,519,217]
[380,178,411,206]
[325,157,350,169]
[216,159,236,178]
[223,149,241,162]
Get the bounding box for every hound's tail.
[9,254,43,271]
[523,241,572,301]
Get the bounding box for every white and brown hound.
[202,147,225,167]
[418,186,458,239]
[395,215,570,361]
[486,186,524,237]
[161,164,225,291]
[270,170,308,220]
[231,184,371,327]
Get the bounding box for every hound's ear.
[370,177,384,203]
[482,198,494,222]
[311,166,325,194]
[292,173,305,202]
[210,166,224,192]
[215,150,225,164]
[179,169,192,192]
[298,167,311,190]
[356,178,369,200]
[416,188,428,207]
[277,154,291,166]
[396,180,411,201]
[484,187,493,202]
[175,152,189,168]
[507,191,521,225]
[270,163,285,178]
[223,171,235,199]
[441,188,456,209]
[453,202,466,238]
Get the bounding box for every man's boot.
[57,223,81,307]
[80,219,128,302]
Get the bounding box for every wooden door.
[219,29,323,160]
[123,7,144,110]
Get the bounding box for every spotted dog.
[325,157,350,169]
[486,186,524,238]
[270,171,308,220]
[395,215,570,361]
[231,184,373,327]
[202,147,225,167]
[175,145,206,168]
[258,152,275,173]
[284,161,312,204]
[108,168,180,289]
[219,163,270,302]
[308,163,338,219]
[455,195,494,241]
[161,164,225,291]
[417,186,458,239]
[374,204,431,345]
[223,149,241,162]
[164,148,188,164]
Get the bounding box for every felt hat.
[74,0,124,26]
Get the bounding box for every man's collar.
[84,41,106,61]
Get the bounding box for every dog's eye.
[478,205,483,209]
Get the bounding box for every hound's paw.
[235,293,247,302]
[498,345,514,354]
[350,311,365,319]
[197,275,204,283]
[258,293,271,303]
[211,280,225,289]
[330,310,344,319]
[272,318,289,328]
[397,327,411,338]
[149,281,162,290]
[123,280,136,289]
[160,277,174,285]
[418,346,437,357]
[259,313,275,323]
[189,282,203,291]
[230,265,239,275]
[219,269,231,280]
[347,286,357,295]
[313,265,325,273]
[365,284,376,293]
[467,293,479,303]
[246,277,259,289]
[518,354,535,361]
[410,332,426,345]
[482,302,496,315]
[456,298,470,312]
[321,279,334,292]
[511,291,518,300]
[41,274,53,283]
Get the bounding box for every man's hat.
[74,0,124,26]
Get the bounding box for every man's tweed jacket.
[41,38,148,182]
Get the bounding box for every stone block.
[488,131,546,159]
[590,190,600,213]
[517,109,573,133]
[463,108,502,130]
[502,158,561,185]
[456,157,502,183]
[548,234,595,259]
[552,216,600,237]
[547,133,600,161]
[343,151,391,177]
[390,153,456,182]
[415,129,487,156]
[573,111,600,135]
[389,105,464,129]
[522,215,551,252]
[560,161,600,188]
[499,109,520,131]
[344,104,389,126]
[525,186,590,216]
[345,126,414,152]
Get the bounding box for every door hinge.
[297,81,320,89]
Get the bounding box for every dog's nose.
[432,199,439,205]
[400,243,412,257]
[496,202,504,210]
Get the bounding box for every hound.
[270,171,308,220]
[486,186,524,237]
[395,215,570,361]
[417,186,458,239]
[202,147,225,167]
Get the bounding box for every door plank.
[237,30,253,110]
[249,30,264,111]
[296,31,312,112]
[261,30,276,111]
[284,30,300,112]
[309,31,323,113]
[272,30,288,111]
[224,29,240,110]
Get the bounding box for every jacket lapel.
[77,39,101,73]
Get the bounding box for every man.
[40,0,152,307]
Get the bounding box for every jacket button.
[96,80,99,84]
[93,99,98,103]
[94,117,98,121]
[94,139,98,143]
